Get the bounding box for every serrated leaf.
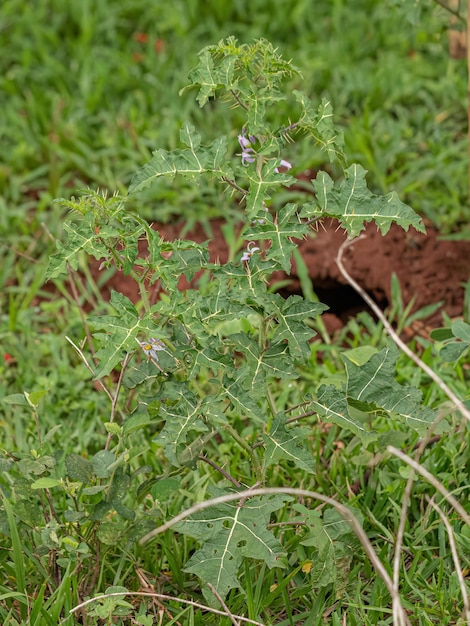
[128,124,228,194]
[154,385,208,467]
[308,165,424,236]
[161,239,210,282]
[243,159,294,220]
[293,92,346,165]
[218,259,278,304]
[244,204,308,272]
[343,342,437,433]
[309,385,376,442]
[88,291,159,378]
[227,334,297,395]
[263,414,315,474]
[222,376,264,423]
[175,491,290,601]
[47,214,107,278]
[122,360,163,389]
[184,50,237,106]
[269,295,327,360]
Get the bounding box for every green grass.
[1,1,469,625]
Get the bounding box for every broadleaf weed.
[0,30,468,625]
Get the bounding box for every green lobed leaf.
[293,92,346,165]
[343,342,438,433]
[298,505,362,592]
[47,214,107,279]
[183,37,301,126]
[154,384,209,467]
[244,203,308,273]
[128,123,229,194]
[263,414,315,474]
[218,260,278,304]
[88,291,160,379]
[242,159,294,220]
[122,360,163,389]
[175,490,291,601]
[309,385,376,442]
[269,295,327,360]
[222,375,265,423]
[305,165,424,237]
[227,334,297,396]
[183,49,237,107]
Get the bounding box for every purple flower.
[274,159,292,173]
[238,133,251,150]
[140,338,166,361]
[241,241,260,262]
[238,130,256,166]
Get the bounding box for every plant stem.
[434,0,466,23]
[198,456,242,488]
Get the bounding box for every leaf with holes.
[175,490,291,602]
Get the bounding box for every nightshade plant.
[44,38,438,613]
